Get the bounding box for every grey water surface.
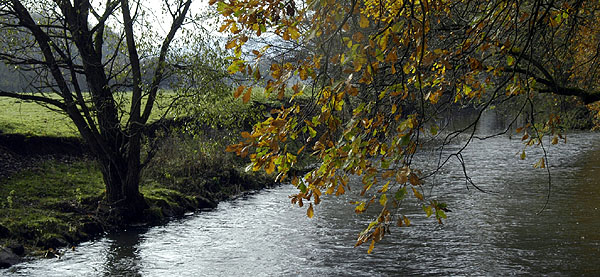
[3,131,600,276]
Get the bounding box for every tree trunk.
[97,135,148,224]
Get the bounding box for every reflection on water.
[102,231,143,277]
[3,132,600,276]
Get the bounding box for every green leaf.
[298,183,307,193]
[436,209,447,219]
[394,187,407,201]
[430,124,438,136]
[308,126,317,137]
[400,134,410,146]
[507,55,514,66]
[381,159,391,169]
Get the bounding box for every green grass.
[0,87,307,138]
[0,91,177,138]
[0,98,78,137]
[0,157,217,251]
[0,161,105,207]
[0,160,105,250]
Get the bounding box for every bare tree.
[0,0,192,223]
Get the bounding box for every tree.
[0,0,192,223]
[218,0,600,252]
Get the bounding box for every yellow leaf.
[379,193,387,206]
[359,14,369,28]
[378,181,389,193]
[355,202,366,213]
[552,135,559,145]
[403,215,411,226]
[412,187,424,201]
[289,26,300,40]
[265,159,275,174]
[367,239,375,254]
[307,203,314,218]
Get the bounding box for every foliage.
[216,0,600,251]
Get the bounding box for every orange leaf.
[225,39,236,49]
[234,85,246,98]
[307,203,314,218]
[271,119,286,127]
[241,131,252,138]
[242,87,252,103]
[367,239,375,254]
[408,173,422,185]
[336,183,346,196]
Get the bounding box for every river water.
[3,131,600,276]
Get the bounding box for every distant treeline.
[0,62,30,92]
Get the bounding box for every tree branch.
[0,91,65,109]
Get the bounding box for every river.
[3,131,600,276]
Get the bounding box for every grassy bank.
[0,89,285,261]
[0,133,275,258]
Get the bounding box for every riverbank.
[0,132,276,268]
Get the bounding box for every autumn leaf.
[242,87,252,103]
[265,159,275,174]
[412,187,424,201]
[367,239,375,254]
[215,0,600,249]
[359,15,369,28]
[379,193,387,206]
[234,85,246,98]
[408,173,422,186]
[307,203,314,218]
[355,202,366,213]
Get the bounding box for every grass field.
[0,91,179,138]
[0,99,77,137]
